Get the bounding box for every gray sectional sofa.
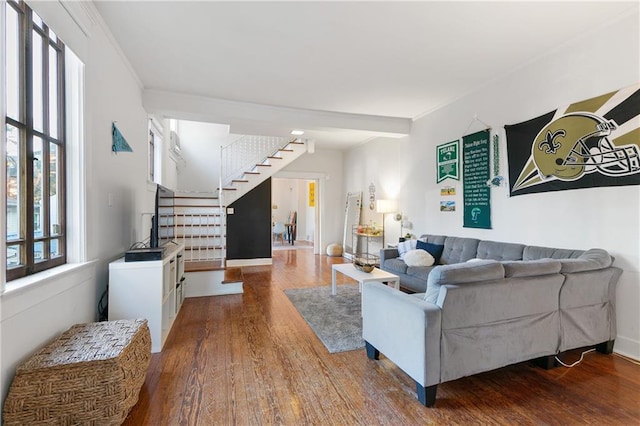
[363,234,621,406]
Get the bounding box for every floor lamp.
[376,199,398,248]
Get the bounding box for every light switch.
[227,208,234,214]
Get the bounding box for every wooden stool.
[3,319,151,425]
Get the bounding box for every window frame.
[5,0,67,281]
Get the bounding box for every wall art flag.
[505,84,640,196]
[436,140,460,182]
[112,122,133,153]
[463,129,491,229]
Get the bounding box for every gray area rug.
[284,284,364,353]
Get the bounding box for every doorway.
[271,176,320,254]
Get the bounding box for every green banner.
[463,130,491,229]
[436,140,459,183]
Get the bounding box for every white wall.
[271,178,316,243]
[272,178,296,223]
[279,149,344,251]
[176,120,230,192]
[1,2,154,404]
[345,11,640,359]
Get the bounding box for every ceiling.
[93,1,637,149]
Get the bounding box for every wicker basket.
[3,319,151,426]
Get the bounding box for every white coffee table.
[331,263,400,295]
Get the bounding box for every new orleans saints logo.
[538,130,564,154]
[512,112,640,191]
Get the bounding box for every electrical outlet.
[227,208,234,214]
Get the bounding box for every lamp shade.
[376,199,397,214]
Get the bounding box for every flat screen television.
[150,184,175,248]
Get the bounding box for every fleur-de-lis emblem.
[538,130,565,154]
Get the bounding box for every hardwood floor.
[124,249,640,425]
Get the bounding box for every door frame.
[273,171,325,255]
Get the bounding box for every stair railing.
[220,135,291,187]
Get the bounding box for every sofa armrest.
[362,282,441,387]
[380,248,399,264]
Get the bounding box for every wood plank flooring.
[124,249,640,425]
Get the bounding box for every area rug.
[284,284,364,354]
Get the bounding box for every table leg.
[332,268,337,295]
[392,279,400,290]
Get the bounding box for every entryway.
[271,176,320,254]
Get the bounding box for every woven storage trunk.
[3,319,151,426]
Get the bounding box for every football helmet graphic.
[532,112,640,181]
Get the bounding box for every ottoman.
[3,319,151,425]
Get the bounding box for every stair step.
[280,149,294,152]
[185,260,224,272]
[255,163,272,167]
[185,245,225,250]
[174,204,221,208]
[222,267,243,284]
[232,179,249,183]
[289,141,305,145]
[244,171,260,175]
[174,195,219,200]
[268,156,283,160]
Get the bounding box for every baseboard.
[614,335,640,361]
[226,258,272,267]
[185,270,243,297]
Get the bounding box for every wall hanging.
[436,140,460,182]
[112,122,133,153]
[506,83,639,196]
[368,182,376,210]
[463,128,491,229]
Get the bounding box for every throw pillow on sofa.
[416,240,444,264]
[397,239,418,259]
[404,249,435,267]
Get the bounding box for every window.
[5,0,66,281]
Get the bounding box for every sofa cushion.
[440,237,480,264]
[406,265,437,281]
[424,260,505,304]
[558,249,612,273]
[397,239,418,259]
[404,249,435,267]
[477,240,525,261]
[417,240,445,264]
[382,258,408,275]
[523,245,585,260]
[502,259,561,278]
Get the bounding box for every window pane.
[49,142,60,235]
[33,137,44,238]
[5,5,21,121]
[7,244,22,268]
[32,11,43,29]
[49,28,57,43]
[34,241,44,262]
[32,30,44,133]
[6,124,21,241]
[50,238,60,257]
[49,45,58,138]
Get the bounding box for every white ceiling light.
[290,130,304,136]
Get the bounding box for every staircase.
[175,136,308,296]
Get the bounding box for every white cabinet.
[109,243,185,353]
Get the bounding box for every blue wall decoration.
[112,122,133,153]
